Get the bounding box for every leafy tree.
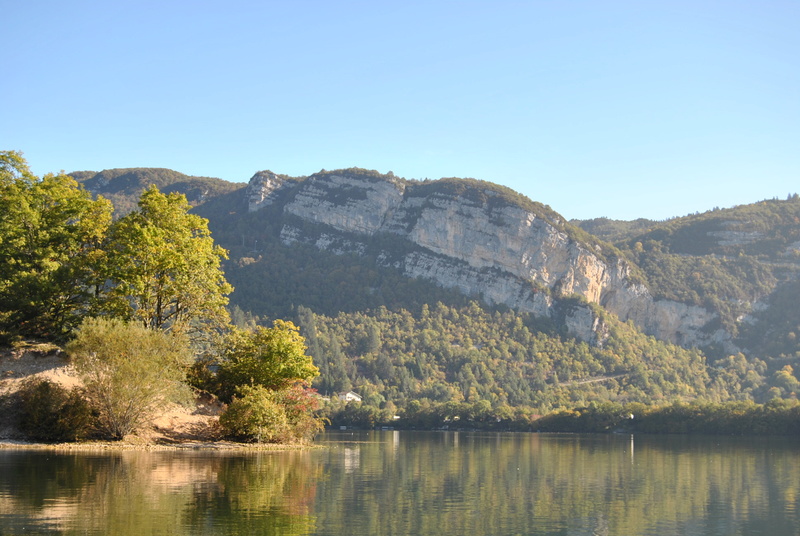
[216,320,319,401]
[0,151,112,340]
[103,185,232,338]
[66,317,194,439]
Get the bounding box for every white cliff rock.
[253,170,726,347]
[284,174,405,235]
[247,171,287,212]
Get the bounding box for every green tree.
[0,151,112,340]
[217,320,319,401]
[103,185,232,338]
[66,317,194,439]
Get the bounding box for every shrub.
[216,321,319,403]
[66,317,193,440]
[186,353,221,395]
[219,385,291,443]
[271,383,326,442]
[17,378,93,442]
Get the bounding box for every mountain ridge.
[71,167,800,364]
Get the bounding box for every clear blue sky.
[3,1,798,221]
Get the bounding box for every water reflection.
[314,431,800,536]
[0,449,319,535]
[1,432,799,535]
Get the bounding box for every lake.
[1,431,798,535]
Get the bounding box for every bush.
[216,322,319,403]
[271,383,326,441]
[66,317,193,440]
[219,385,291,443]
[17,378,93,442]
[186,353,221,395]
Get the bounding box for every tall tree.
[104,185,233,338]
[0,151,112,340]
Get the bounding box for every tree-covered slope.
[577,197,800,345]
[294,300,778,422]
[71,168,244,216]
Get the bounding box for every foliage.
[706,353,767,401]
[630,197,800,259]
[300,301,715,420]
[626,245,776,333]
[66,317,194,439]
[220,385,291,442]
[530,399,800,436]
[16,378,93,442]
[271,382,326,441]
[63,159,800,369]
[219,383,324,443]
[596,197,800,333]
[222,236,472,321]
[0,150,113,341]
[215,321,319,402]
[103,185,232,338]
[210,321,324,443]
[574,217,657,242]
[0,154,235,344]
[736,279,800,359]
[6,153,800,438]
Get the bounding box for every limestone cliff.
[248,169,726,347]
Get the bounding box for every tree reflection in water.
[1,432,799,535]
[0,449,319,535]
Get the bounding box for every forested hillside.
[72,168,244,216]
[65,165,800,421]
[577,197,800,355]
[298,302,744,407]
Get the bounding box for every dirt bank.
[0,343,229,448]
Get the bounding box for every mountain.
[576,199,800,357]
[71,168,244,217]
[228,168,741,348]
[72,168,800,356]
[71,167,800,410]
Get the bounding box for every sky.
[2,1,798,221]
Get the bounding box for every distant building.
[337,391,362,402]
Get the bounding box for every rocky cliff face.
[247,170,288,212]
[248,169,726,348]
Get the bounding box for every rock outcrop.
[248,169,726,347]
[247,171,288,212]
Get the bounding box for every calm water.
[1,431,798,535]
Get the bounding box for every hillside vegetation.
[578,197,800,351]
[61,162,800,427]
[72,168,244,216]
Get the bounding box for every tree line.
[290,300,799,430]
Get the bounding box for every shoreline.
[0,438,319,452]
